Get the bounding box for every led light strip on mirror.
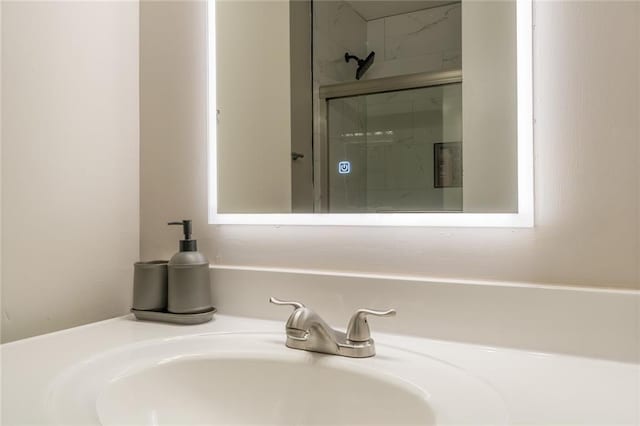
[207,0,533,227]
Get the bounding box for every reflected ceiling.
[345,1,460,21]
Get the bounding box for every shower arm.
[345,53,363,65]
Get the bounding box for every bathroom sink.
[47,332,507,425]
[97,357,434,425]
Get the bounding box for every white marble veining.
[313,2,461,83]
[365,3,462,79]
[313,1,367,85]
[346,1,455,22]
[385,3,461,60]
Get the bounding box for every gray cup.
[132,260,168,311]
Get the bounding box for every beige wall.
[216,1,291,213]
[1,1,140,342]
[1,0,4,340]
[141,1,639,290]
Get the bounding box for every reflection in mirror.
[215,0,519,215]
[326,82,462,213]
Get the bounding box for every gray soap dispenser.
[167,220,213,314]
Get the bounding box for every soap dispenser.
[167,220,213,314]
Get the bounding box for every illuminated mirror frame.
[207,0,533,227]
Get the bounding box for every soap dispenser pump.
[167,220,213,314]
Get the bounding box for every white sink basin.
[97,357,435,425]
[47,332,507,425]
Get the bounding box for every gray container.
[168,251,212,314]
[166,220,213,314]
[132,260,168,311]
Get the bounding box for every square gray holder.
[131,260,215,325]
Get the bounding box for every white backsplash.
[210,265,640,364]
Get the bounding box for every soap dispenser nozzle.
[168,220,197,252]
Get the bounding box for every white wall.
[141,1,639,291]
[1,2,140,342]
[216,1,291,213]
[0,0,4,339]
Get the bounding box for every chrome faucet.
[269,297,396,358]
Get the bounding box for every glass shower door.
[327,83,463,213]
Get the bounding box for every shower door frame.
[315,69,464,213]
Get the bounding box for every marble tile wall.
[313,1,367,85]
[327,85,463,212]
[313,1,461,84]
[364,2,462,79]
[364,89,444,212]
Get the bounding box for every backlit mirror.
[209,0,533,226]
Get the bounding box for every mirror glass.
[215,0,518,214]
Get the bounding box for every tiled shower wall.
[313,1,462,84]
[313,1,366,85]
[328,85,463,212]
[365,2,462,80]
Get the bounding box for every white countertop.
[2,314,638,425]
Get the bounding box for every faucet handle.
[269,297,305,310]
[346,308,396,342]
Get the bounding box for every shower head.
[345,51,375,80]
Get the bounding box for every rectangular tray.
[131,307,216,325]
